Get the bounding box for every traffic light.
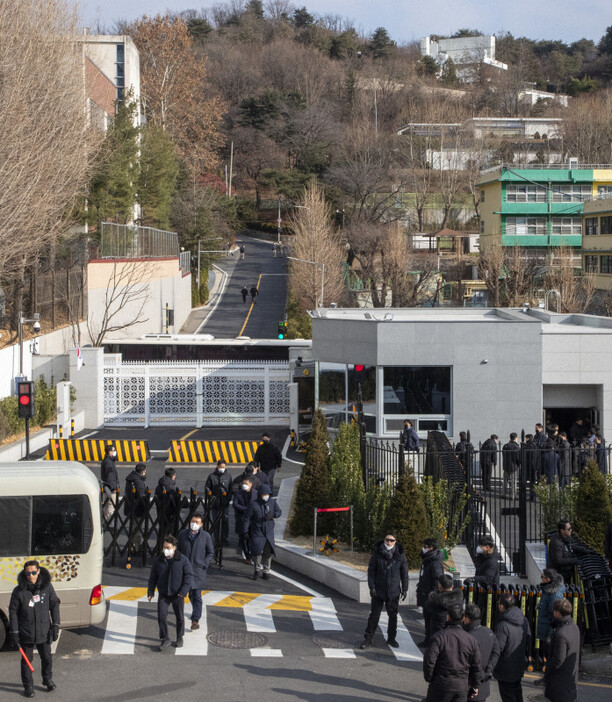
[353,364,366,384]
[278,321,288,339]
[17,381,35,419]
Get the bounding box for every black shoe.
[175,638,183,648]
[252,571,259,580]
[387,638,399,648]
[158,639,171,651]
[262,572,269,580]
[44,680,56,691]
[24,689,34,699]
[359,638,372,649]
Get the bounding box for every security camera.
[33,320,41,332]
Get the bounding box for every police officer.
[9,560,60,697]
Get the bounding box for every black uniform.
[9,566,60,692]
[147,551,193,644]
[548,532,586,584]
[424,587,464,645]
[474,549,500,587]
[417,549,445,608]
[464,621,501,701]
[544,616,580,702]
[254,440,282,492]
[493,606,531,702]
[480,438,497,491]
[101,453,119,490]
[205,468,232,540]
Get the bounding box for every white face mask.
[476,546,484,554]
[261,495,270,502]
[422,547,430,554]
[163,548,175,558]
[241,484,250,491]
[218,467,226,474]
[384,543,395,551]
[190,522,201,532]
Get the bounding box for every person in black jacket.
[548,520,586,584]
[243,484,281,579]
[542,439,560,485]
[544,599,580,702]
[9,562,60,697]
[420,573,464,647]
[177,514,214,631]
[147,535,193,651]
[402,419,419,451]
[417,538,444,644]
[232,463,268,493]
[205,460,231,541]
[473,537,500,587]
[463,604,500,702]
[233,477,258,562]
[493,593,531,702]
[101,444,119,521]
[125,463,148,555]
[423,604,482,702]
[455,431,474,474]
[254,432,282,492]
[480,435,498,491]
[502,433,521,500]
[558,433,572,490]
[360,532,408,650]
[155,467,179,529]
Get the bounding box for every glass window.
[551,185,591,202]
[584,255,599,273]
[480,220,484,233]
[382,367,451,415]
[0,497,31,556]
[506,217,546,236]
[480,190,485,203]
[601,216,612,235]
[505,184,546,202]
[31,496,93,555]
[601,256,612,274]
[551,217,582,236]
[116,44,124,62]
[585,217,599,236]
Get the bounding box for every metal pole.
[165,303,169,334]
[313,508,317,557]
[25,417,30,459]
[19,311,23,377]
[320,263,325,307]
[277,198,282,245]
[197,240,201,289]
[350,506,353,552]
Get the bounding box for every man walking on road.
[493,593,531,702]
[254,432,282,493]
[250,284,258,303]
[544,599,580,702]
[463,604,500,702]
[205,460,231,542]
[360,532,408,650]
[243,484,281,580]
[177,513,214,631]
[241,285,248,303]
[101,444,119,521]
[240,244,245,260]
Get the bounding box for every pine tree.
[384,471,429,569]
[329,421,365,542]
[289,409,332,536]
[138,125,179,229]
[574,460,612,552]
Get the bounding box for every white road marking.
[201,591,235,606]
[378,612,423,662]
[243,594,283,632]
[270,570,322,598]
[308,597,343,631]
[101,599,143,655]
[323,648,356,658]
[250,647,283,657]
[175,602,208,656]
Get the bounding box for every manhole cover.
[312,633,359,649]
[207,630,267,649]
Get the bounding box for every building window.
[506,217,546,236]
[601,256,612,274]
[585,217,599,236]
[382,367,451,415]
[551,185,591,203]
[317,363,376,432]
[505,184,546,203]
[601,216,612,235]
[480,190,485,203]
[597,186,612,196]
[116,43,125,102]
[551,217,582,236]
[585,255,599,273]
[480,220,484,233]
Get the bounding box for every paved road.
[202,235,288,339]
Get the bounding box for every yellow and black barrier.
[46,439,150,463]
[168,440,261,464]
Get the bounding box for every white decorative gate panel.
[104,358,290,426]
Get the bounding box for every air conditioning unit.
[567,157,578,169]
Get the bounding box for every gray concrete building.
[309,307,612,444]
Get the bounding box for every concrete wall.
[68,347,105,428]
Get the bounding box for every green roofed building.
[478,161,612,255]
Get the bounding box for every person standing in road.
[402,419,419,451]
[125,463,148,556]
[534,568,565,686]
[240,244,245,260]
[205,460,231,542]
[147,535,193,651]
[9,561,60,698]
[480,435,498,491]
[254,432,282,493]
[544,599,580,702]
[241,285,248,303]
[232,463,269,494]
[101,444,119,520]
[417,538,444,643]
[243,484,281,580]
[177,513,214,631]
[155,467,179,529]
[420,574,464,647]
[473,537,500,588]
[463,604,500,702]
[250,284,258,303]
[493,593,531,702]
[502,433,521,500]
[548,520,586,584]
[233,477,257,562]
[360,532,408,650]
[423,604,482,702]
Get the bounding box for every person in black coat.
[9,562,60,697]
[421,573,464,647]
[423,604,482,702]
[177,514,214,631]
[254,433,282,492]
[147,535,193,650]
[233,478,258,562]
[542,439,560,485]
[243,484,281,580]
[155,467,179,528]
[493,593,531,702]
[463,604,501,702]
[402,419,419,451]
[417,539,445,608]
[502,433,521,500]
[544,599,580,702]
[473,537,500,587]
[101,444,119,521]
[548,520,586,584]
[480,435,498,491]
[360,533,408,650]
[455,431,474,474]
[558,433,572,490]
[595,433,607,473]
[205,460,231,541]
[125,463,148,555]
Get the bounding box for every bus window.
[32,496,93,556]
[0,496,31,556]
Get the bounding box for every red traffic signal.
[17,381,35,419]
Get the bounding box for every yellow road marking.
[107,587,148,601]
[238,273,262,336]
[269,595,312,611]
[215,592,261,607]
[179,428,198,441]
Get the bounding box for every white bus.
[0,462,105,647]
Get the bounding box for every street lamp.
[19,311,40,377]
[287,257,325,307]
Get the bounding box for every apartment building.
[583,196,612,290]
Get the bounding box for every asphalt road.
[202,235,288,339]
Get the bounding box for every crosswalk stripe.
[378,612,423,662]
[308,597,343,631]
[175,603,208,657]
[201,591,233,606]
[101,598,143,655]
[269,595,312,611]
[250,647,283,657]
[215,592,261,608]
[244,594,283,632]
[322,648,356,658]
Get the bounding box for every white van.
[0,462,105,647]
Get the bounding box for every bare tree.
[289,182,345,309]
[562,90,612,163]
[543,247,596,313]
[86,260,153,346]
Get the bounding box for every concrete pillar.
[69,347,104,429]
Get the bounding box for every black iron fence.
[100,488,224,568]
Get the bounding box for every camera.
[33,321,41,333]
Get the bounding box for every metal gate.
[103,356,291,426]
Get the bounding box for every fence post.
[398,432,405,478]
[349,505,353,552]
[313,508,318,557]
[518,442,528,577]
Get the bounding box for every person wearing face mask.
[254,432,282,493]
[233,478,258,563]
[147,536,193,650]
[243,484,281,580]
[360,532,408,650]
[101,444,119,521]
[177,514,214,631]
[205,460,232,543]
[417,538,445,647]
[9,561,60,697]
[155,467,179,530]
[472,537,500,588]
